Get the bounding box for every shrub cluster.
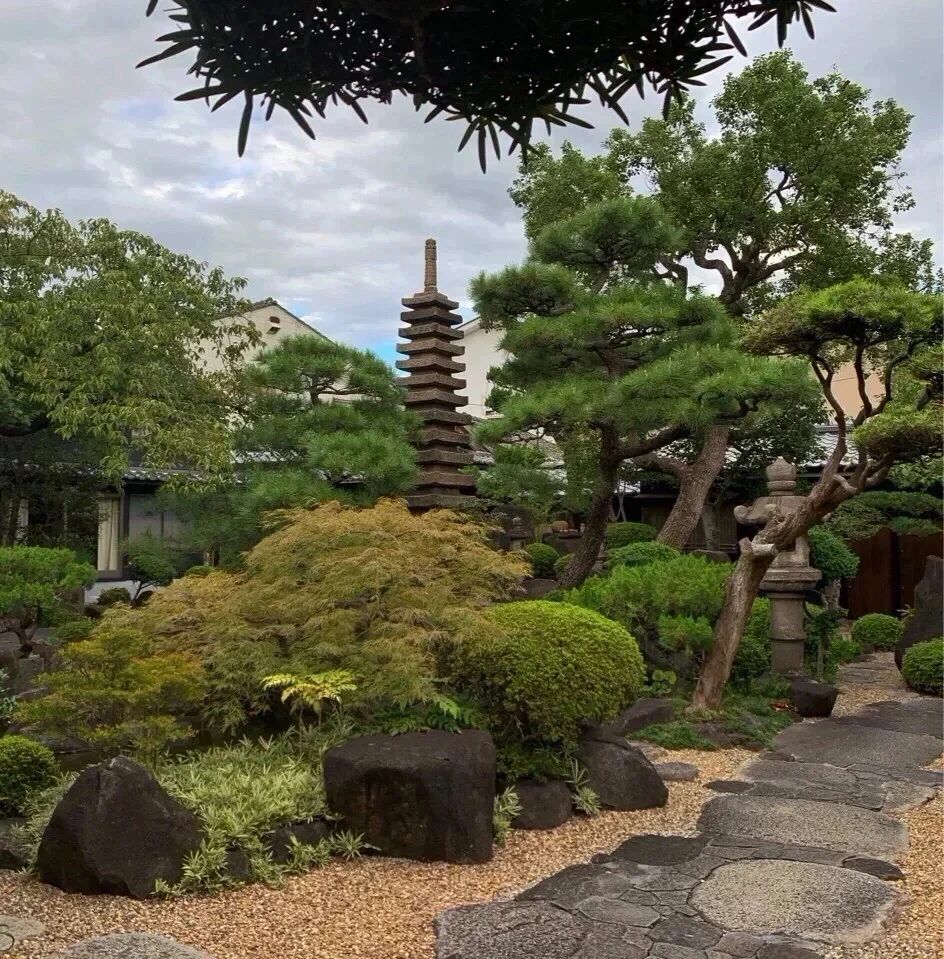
[603,522,657,550]
[0,735,58,815]
[851,613,902,651]
[808,526,860,584]
[523,542,559,578]
[607,541,680,568]
[97,587,132,608]
[450,600,645,745]
[728,599,772,689]
[902,638,943,696]
[553,553,573,579]
[87,500,528,733]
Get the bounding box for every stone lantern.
[734,457,821,674]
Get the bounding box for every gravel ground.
[2,748,750,959]
[4,653,939,959]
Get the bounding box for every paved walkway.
[435,683,943,958]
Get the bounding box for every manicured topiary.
[454,600,645,745]
[0,734,58,815]
[523,542,560,579]
[852,613,903,651]
[608,541,680,569]
[97,587,132,607]
[902,638,943,696]
[604,522,657,550]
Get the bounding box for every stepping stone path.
[435,693,943,958]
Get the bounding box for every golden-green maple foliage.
[105,499,528,731]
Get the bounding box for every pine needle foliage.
[105,499,528,732]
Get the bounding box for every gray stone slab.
[56,934,215,959]
[0,915,45,946]
[698,795,908,861]
[691,860,898,944]
[434,901,587,959]
[832,699,943,739]
[773,721,941,770]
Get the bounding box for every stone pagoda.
[734,457,822,674]
[396,239,477,510]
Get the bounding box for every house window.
[267,315,281,334]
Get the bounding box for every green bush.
[554,553,573,579]
[183,564,215,578]
[604,522,657,550]
[52,618,94,643]
[902,638,943,696]
[97,586,132,607]
[0,735,58,815]
[565,554,729,656]
[729,599,771,689]
[607,541,680,568]
[808,526,860,584]
[830,635,862,665]
[852,613,903,651]
[452,600,645,745]
[523,542,560,578]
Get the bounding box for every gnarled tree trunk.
[653,426,731,549]
[559,454,619,588]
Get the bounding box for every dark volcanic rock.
[577,736,668,811]
[36,756,203,898]
[512,779,572,830]
[323,730,495,863]
[789,677,838,718]
[897,556,943,670]
[263,818,333,863]
[587,697,675,741]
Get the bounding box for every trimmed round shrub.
[454,600,645,744]
[608,541,680,569]
[553,553,573,579]
[604,522,657,550]
[183,564,215,578]
[97,586,132,608]
[0,735,58,815]
[523,542,560,578]
[808,526,859,584]
[902,638,943,696]
[852,613,902,651]
[829,634,862,665]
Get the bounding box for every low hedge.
[851,613,902,651]
[902,638,943,696]
[452,600,645,744]
[604,522,657,550]
[607,541,680,569]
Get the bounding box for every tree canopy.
[472,197,815,584]
[0,190,256,478]
[166,333,417,565]
[510,51,932,311]
[692,278,943,707]
[140,1,834,166]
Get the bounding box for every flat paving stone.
[691,860,898,944]
[698,795,908,861]
[435,901,587,959]
[0,915,45,946]
[56,934,215,959]
[832,699,943,739]
[773,721,941,770]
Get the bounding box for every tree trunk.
[700,501,722,552]
[690,546,773,709]
[656,427,731,548]
[559,460,618,588]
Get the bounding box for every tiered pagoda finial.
[396,239,477,511]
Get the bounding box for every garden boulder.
[36,756,203,898]
[512,779,572,830]
[789,677,839,718]
[577,734,668,810]
[896,556,943,670]
[586,697,674,741]
[323,730,495,863]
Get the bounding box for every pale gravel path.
[1,749,750,959]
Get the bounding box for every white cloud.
[1,0,940,356]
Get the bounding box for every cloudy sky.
[1,1,941,363]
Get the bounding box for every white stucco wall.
[201,300,325,374]
[458,319,508,419]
